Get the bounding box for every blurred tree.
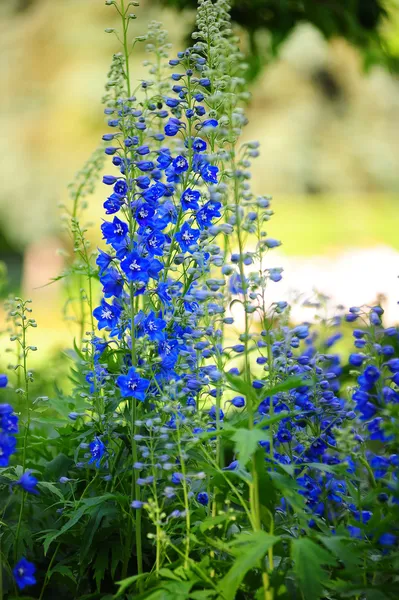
[156,0,399,78]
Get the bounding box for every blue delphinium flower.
[17,471,39,495]
[120,252,150,283]
[89,437,106,468]
[117,367,150,401]
[0,431,17,467]
[101,216,129,247]
[143,311,166,342]
[181,188,200,211]
[13,558,36,590]
[93,299,121,331]
[175,222,200,253]
[197,491,209,506]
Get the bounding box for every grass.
[269,194,399,256]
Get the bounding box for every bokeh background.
[1,0,399,362]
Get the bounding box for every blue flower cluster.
[346,307,399,545]
[0,375,18,467]
[86,44,231,474]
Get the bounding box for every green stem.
[38,542,61,600]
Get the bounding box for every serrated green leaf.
[38,481,65,500]
[199,514,232,533]
[114,572,149,597]
[48,564,76,583]
[232,428,270,466]
[41,494,119,553]
[94,548,109,592]
[318,535,362,569]
[291,537,337,600]
[217,531,280,600]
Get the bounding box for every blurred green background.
[1,0,399,361]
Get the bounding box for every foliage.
[1,1,399,600]
[155,0,399,78]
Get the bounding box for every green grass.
[269,194,399,256]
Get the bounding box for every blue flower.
[1,412,18,433]
[13,558,36,590]
[0,432,16,466]
[157,151,173,169]
[89,437,106,468]
[100,267,124,298]
[135,203,155,226]
[0,403,14,416]
[181,188,200,211]
[131,500,144,509]
[117,367,150,401]
[103,175,117,185]
[136,161,154,172]
[142,181,167,204]
[165,118,182,136]
[197,491,209,506]
[363,365,380,383]
[145,231,167,256]
[104,193,124,215]
[93,299,122,330]
[0,374,8,387]
[379,533,396,546]
[120,252,150,283]
[196,201,221,229]
[173,155,188,174]
[192,138,207,152]
[101,216,128,247]
[201,163,218,183]
[175,222,200,253]
[96,249,113,273]
[156,282,172,305]
[143,311,166,342]
[231,396,245,408]
[17,471,39,495]
[159,339,180,368]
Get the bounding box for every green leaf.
[41,494,119,553]
[114,572,149,597]
[217,531,280,600]
[224,372,308,412]
[224,372,258,405]
[44,453,74,480]
[318,535,362,570]
[291,537,337,600]
[158,581,194,599]
[199,514,233,533]
[94,548,109,591]
[232,428,270,466]
[37,481,64,501]
[48,564,76,583]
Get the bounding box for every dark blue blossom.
[181,188,200,211]
[201,163,218,183]
[101,216,129,247]
[173,155,188,174]
[100,267,124,298]
[117,367,150,401]
[197,491,209,506]
[143,312,166,342]
[120,252,150,283]
[93,299,122,330]
[0,432,16,467]
[89,437,106,468]
[13,558,36,590]
[175,222,200,253]
[17,471,39,495]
